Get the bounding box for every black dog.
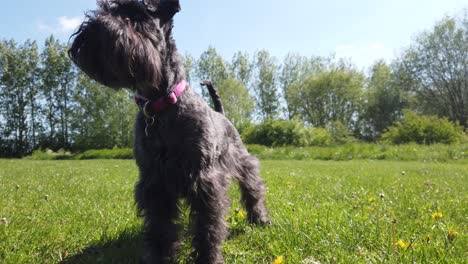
[69,0,269,263]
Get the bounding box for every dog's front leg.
[188,169,230,264]
[136,179,180,264]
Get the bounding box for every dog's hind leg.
[235,155,270,225]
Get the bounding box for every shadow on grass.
[62,225,250,264]
[62,229,143,264]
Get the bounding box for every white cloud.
[57,16,82,33]
[37,16,83,35]
[334,42,393,69]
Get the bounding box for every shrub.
[308,127,334,146]
[327,120,357,144]
[382,110,465,144]
[74,148,133,160]
[29,149,73,160]
[242,119,334,147]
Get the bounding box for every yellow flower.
[272,255,285,264]
[431,212,443,219]
[395,240,410,249]
[236,209,246,219]
[448,230,458,239]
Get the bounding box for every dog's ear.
[144,0,180,24]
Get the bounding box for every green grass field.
[1,159,467,263]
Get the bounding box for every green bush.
[29,149,73,160]
[242,119,333,147]
[246,143,468,162]
[327,120,357,144]
[28,148,133,160]
[382,110,465,144]
[74,148,133,160]
[308,127,334,146]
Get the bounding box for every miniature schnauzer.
[69,0,269,263]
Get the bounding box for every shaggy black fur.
[68,1,269,263]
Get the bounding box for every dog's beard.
[69,1,164,91]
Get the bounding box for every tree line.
[0,36,136,157]
[1,14,466,157]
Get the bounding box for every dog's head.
[68,0,181,93]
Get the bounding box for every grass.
[0,159,467,263]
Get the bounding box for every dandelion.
[395,239,410,249]
[431,212,443,219]
[272,255,285,264]
[448,230,457,240]
[236,209,246,220]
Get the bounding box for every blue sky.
[0,0,466,69]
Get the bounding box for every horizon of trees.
[1,13,466,157]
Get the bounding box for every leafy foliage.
[288,59,364,131]
[247,143,467,162]
[1,12,467,157]
[242,119,333,147]
[196,47,229,100]
[29,148,133,160]
[401,13,468,127]
[361,60,406,140]
[382,110,465,144]
[29,148,73,160]
[217,78,255,130]
[74,148,133,160]
[253,50,280,121]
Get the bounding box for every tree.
[216,78,255,130]
[288,60,364,132]
[196,47,229,100]
[181,52,195,85]
[40,36,62,148]
[72,74,116,150]
[23,41,42,150]
[401,13,468,127]
[280,54,330,119]
[230,51,253,88]
[0,40,40,156]
[253,50,280,120]
[362,60,405,140]
[108,89,137,148]
[37,36,77,150]
[0,40,26,156]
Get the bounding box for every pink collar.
[135,80,187,114]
